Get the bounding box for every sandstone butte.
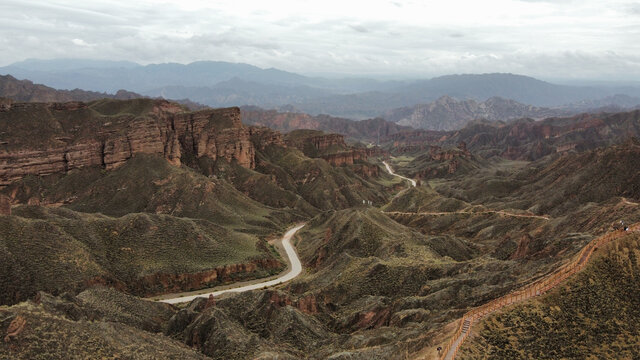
[0,100,286,187]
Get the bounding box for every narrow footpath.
[156,223,306,304]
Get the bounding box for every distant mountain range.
[2,59,640,120]
[383,96,572,131]
[0,74,206,110]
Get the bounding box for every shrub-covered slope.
[0,205,283,305]
[0,287,210,360]
[459,232,640,359]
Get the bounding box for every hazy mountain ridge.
[383,95,571,131]
[3,60,640,120]
[0,74,140,103]
[0,74,207,110]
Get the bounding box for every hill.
[0,74,140,103]
[383,96,569,131]
[385,109,640,161]
[0,153,304,305]
[0,287,210,359]
[241,106,412,142]
[459,232,640,359]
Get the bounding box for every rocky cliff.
[386,110,640,160]
[241,106,412,142]
[284,130,388,167]
[0,194,10,215]
[0,99,255,186]
[285,131,347,153]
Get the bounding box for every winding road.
[157,223,306,304]
[383,160,416,187]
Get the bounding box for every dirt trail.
[622,197,639,206]
[154,223,306,304]
[386,210,550,220]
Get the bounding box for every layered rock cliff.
[0,99,255,186]
[241,106,411,142]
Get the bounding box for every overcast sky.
[1,0,640,80]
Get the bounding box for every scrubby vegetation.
[459,233,640,359]
[0,205,282,305]
[0,287,208,360]
[2,98,640,359]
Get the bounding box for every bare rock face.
[428,142,471,162]
[132,258,283,297]
[0,100,257,186]
[249,127,286,149]
[321,150,366,166]
[0,194,11,215]
[310,134,346,151]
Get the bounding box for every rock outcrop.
[241,106,411,142]
[0,194,10,215]
[428,142,471,162]
[321,150,367,166]
[249,127,287,149]
[310,134,346,151]
[135,258,283,297]
[0,100,256,186]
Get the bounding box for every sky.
[1,0,640,80]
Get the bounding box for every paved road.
[383,161,416,187]
[158,223,306,304]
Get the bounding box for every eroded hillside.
[1,98,639,360]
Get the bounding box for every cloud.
[71,38,93,47]
[1,0,640,80]
[349,24,369,33]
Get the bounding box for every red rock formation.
[448,159,459,174]
[249,127,286,149]
[556,143,577,153]
[510,234,533,260]
[205,294,216,309]
[388,129,448,153]
[268,291,321,314]
[135,258,283,297]
[354,307,392,329]
[428,143,471,162]
[352,163,380,178]
[0,101,257,186]
[321,149,368,166]
[4,316,26,343]
[0,194,11,215]
[310,134,346,151]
